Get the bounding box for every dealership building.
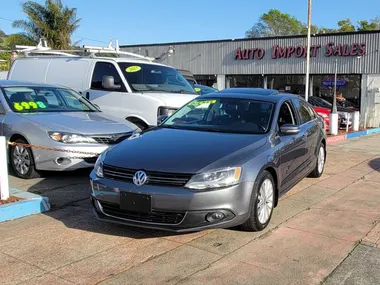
[121,30,380,127]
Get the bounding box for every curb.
[0,189,50,223]
[327,127,380,144]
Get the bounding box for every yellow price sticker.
[13,101,47,111]
[194,88,201,92]
[125,66,142,73]
[188,100,216,107]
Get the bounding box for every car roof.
[0,80,62,88]
[200,88,298,103]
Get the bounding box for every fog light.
[55,157,71,165]
[206,212,225,222]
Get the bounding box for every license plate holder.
[120,192,151,213]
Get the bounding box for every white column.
[217,75,226,90]
[263,76,268,89]
[0,136,9,200]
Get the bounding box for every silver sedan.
[0,80,139,179]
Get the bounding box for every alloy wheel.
[13,145,31,175]
[257,178,274,224]
[318,146,325,174]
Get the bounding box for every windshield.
[309,97,332,108]
[162,97,274,134]
[118,63,197,94]
[2,86,99,113]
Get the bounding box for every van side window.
[91,62,126,91]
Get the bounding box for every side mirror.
[102,76,121,90]
[279,124,300,135]
[157,115,168,125]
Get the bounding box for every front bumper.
[90,171,254,232]
[33,144,109,171]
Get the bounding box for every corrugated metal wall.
[121,32,380,75]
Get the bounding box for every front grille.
[99,200,185,224]
[91,133,131,145]
[103,164,192,187]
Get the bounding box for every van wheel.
[127,118,148,130]
[10,138,40,179]
[240,170,275,232]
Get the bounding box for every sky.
[0,0,379,46]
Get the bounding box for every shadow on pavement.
[368,158,380,171]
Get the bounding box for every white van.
[8,56,198,129]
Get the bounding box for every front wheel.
[10,139,40,179]
[240,171,275,232]
[309,144,325,178]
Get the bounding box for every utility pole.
[304,0,312,102]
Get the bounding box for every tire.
[10,138,40,179]
[309,143,325,178]
[240,170,275,232]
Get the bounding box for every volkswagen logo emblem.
[133,170,148,186]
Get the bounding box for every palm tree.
[12,0,81,49]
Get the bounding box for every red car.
[313,107,330,131]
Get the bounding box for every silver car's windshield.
[118,63,197,94]
[162,97,274,134]
[1,86,99,113]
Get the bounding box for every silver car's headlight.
[185,167,242,190]
[48,132,96,144]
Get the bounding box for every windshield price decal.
[125,66,142,73]
[194,88,201,92]
[13,101,47,111]
[188,100,216,107]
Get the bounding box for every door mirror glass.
[280,124,300,135]
[157,115,168,125]
[102,76,121,90]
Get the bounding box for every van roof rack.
[13,38,155,61]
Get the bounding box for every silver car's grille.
[91,133,132,145]
[103,164,193,187]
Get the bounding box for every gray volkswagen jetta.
[90,89,327,232]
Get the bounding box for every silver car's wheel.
[257,178,274,224]
[10,138,40,179]
[13,145,31,175]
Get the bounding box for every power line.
[0,16,13,22]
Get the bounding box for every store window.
[312,75,361,110]
[227,75,264,88]
[267,75,306,94]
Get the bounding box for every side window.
[278,101,297,127]
[90,62,125,91]
[292,98,312,124]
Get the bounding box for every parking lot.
[1,134,380,285]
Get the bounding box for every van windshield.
[2,86,99,113]
[118,63,197,95]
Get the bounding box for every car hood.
[16,112,138,134]
[142,92,198,108]
[104,128,267,174]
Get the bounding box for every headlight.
[48,132,96,144]
[94,149,109,178]
[185,167,242,190]
[158,107,177,117]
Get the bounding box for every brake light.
[318,112,328,118]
